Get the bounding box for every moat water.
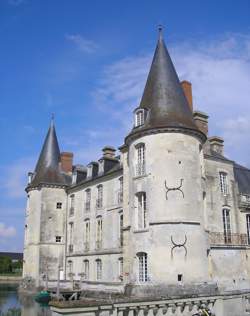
[0,284,51,316]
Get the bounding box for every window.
[96,259,102,280]
[69,222,74,252]
[219,172,228,195]
[84,219,90,251]
[96,217,103,249]
[69,195,75,216]
[55,236,62,243]
[136,192,147,229]
[83,260,89,280]
[96,185,103,209]
[119,213,124,247]
[68,260,73,275]
[247,214,250,245]
[222,209,231,243]
[118,177,123,203]
[136,144,145,176]
[85,189,91,211]
[137,252,148,282]
[56,202,62,209]
[118,257,123,281]
[135,109,145,127]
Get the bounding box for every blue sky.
[0,0,250,251]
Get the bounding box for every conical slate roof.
[29,120,69,187]
[126,29,203,143]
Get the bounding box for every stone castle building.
[23,30,250,314]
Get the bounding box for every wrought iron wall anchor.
[164,178,184,200]
[171,235,187,259]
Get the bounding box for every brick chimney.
[181,80,193,112]
[193,111,209,135]
[60,152,73,173]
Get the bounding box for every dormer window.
[135,109,147,127]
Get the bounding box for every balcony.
[96,199,103,209]
[68,244,74,253]
[69,207,74,216]
[118,191,123,204]
[239,194,250,208]
[85,201,91,212]
[96,240,102,250]
[209,232,249,247]
[84,242,90,252]
[135,163,146,177]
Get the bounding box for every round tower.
[122,29,210,294]
[23,120,71,287]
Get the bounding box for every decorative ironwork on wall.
[171,235,187,259]
[164,178,184,200]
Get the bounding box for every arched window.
[96,185,103,209]
[96,216,103,249]
[137,252,148,282]
[135,192,147,229]
[84,219,90,251]
[69,194,75,216]
[118,257,123,281]
[219,172,228,195]
[135,143,145,176]
[85,189,91,212]
[118,177,123,204]
[83,260,89,280]
[96,259,102,280]
[222,208,231,244]
[246,214,250,245]
[68,260,73,274]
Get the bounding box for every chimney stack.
[181,80,193,112]
[193,111,209,135]
[209,136,224,155]
[60,152,73,173]
[102,146,116,159]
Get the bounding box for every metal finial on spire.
[158,24,163,39]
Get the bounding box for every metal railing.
[68,244,74,253]
[239,194,250,208]
[135,163,146,177]
[96,240,102,250]
[96,199,103,209]
[118,191,123,204]
[69,207,74,216]
[84,242,90,251]
[209,232,249,246]
[85,201,91,212]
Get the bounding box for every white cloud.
[92,33,250,166]
[65,34,98,53]
[0,158,34,199]
[0,222,16,238]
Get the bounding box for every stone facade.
[23,30,250,315]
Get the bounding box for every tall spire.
[29,119,68,187]
[126,27,202,143]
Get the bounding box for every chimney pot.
[209,136,224,155]
[102,146,116,159]
[181,80,193,112]
[193,110,209,135]
[60,152,73,173]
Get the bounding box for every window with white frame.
[246,214,250,245]
[135,109,145,127]
[137,252,148,282]
[222,208,231,243]
[219,172,228,195]
[69,195,75,216]
[83,260,89,280]
[118,177,123,203]
[84,219,90,251]
[96,216,103,249]
[96,259,102,280]
[119,212,123,247]
[85,189,91,211]
[136,143,145,176]
[136,192,147,229]
[118,257,123,281]
[96,185,103,209]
